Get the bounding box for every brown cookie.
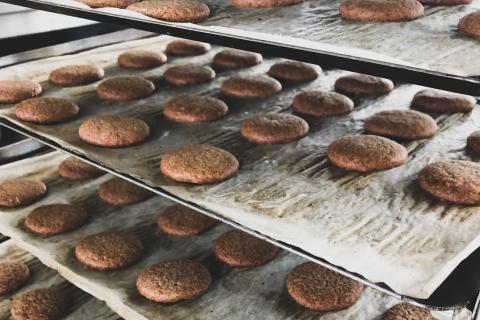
[419,0,471,5]
[0,80,42,104]
[232,0,303,8]
[11,288,69,320]
[127,0,210,22]
[157,204,217,237]
[58,156,105,180]
[221,75,282,98]
[0,178,46,208]
[467,130,480,153]
[49,64,104,87]
[75,231,143,270]
[97,76,155,101]
[160,145,239,184]
[212,49,262,70]
[335,74,394,96]
[267,60,320,82]
[78,115,150,148]
[25,204,87,236]
[328,135,408,172]
[241,113,309,144]
[364,110,438,141]
[164,64,215,86]
[136,259,212,303]
[99,177,152,205]
[118,49,167,69]
[0,262,29,295]
[292,91,354,118]
[14,97,79,125]
[165,39,211,56]
[163,94,228,123]
[286,262,364,312]
[340,0,424,22]
[458,11,480,39]
[418,160,480,205]
[78,0,140,8]
[412,89,476,113]
[382,303,434,320]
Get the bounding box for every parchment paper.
[0,35,479,299]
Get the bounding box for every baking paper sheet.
[1,35,480,299]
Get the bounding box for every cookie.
[0,178,46,208]
[364,110,438,141]
[49,64,104,86]
[0,80,42,104]
[339,0,424,22]
[164,64,215,86]
[163,94,228,123]
[160,145,239,184]
[58,156,105,180]
[166,39,211,56]
[328,135,408,172]
[118,49,167,69]
[75,231,143,270]
[212,49,262,70]
[286,262,363,312]
[335,74,394,96]
[127,0,210,22]
[419,0,471,5]
[267,60,320,82]
[97,76,155,101]
[11,288,69,320]
[292,91,354,118]
[240,113,309,144]
[78,0,140,8]
[136,259,212,303]
[382,303,434,320]
[78,115,150,148]
[467,130,480,153]
[98,177,152,205]
[412,89,476,113]
[25,204,87,236]
[157,204,217,237]
[0,262,29,295]
[14,97,79,124]
[458,11,480,39]
[232,0,303,8]
[221,75,282,98]
[418,160,480,205]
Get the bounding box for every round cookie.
[164,64,215,86]
[458,11,480,39]
[98,177,152,205]
[339,0,424,22]
[412,89,476,113]
[97,76,155,101]
[327,135,408,172]
[0,262,29,295]
[364,110,438,141]
[467,130,480,153]
[240,113,309,144]
[215,230,279,267]
[0,80,42,104]
[267,60,320,82]
[78,115,150,148]
[221,75,282,98]
[232,0,303,8]
[25,204,87,236]
[335,74,394,96]
[157,204,217,237]
[292,91,354,118]
[14,97,79,125]
[78,0,140,8]
[419,0,471,5]
[160,145,239,184]
[286,262,363,312]
[118,49,167,69]
[212,49,262,70]
[126,0,210,22]
[11,288,69,320]
[58,157,105,180]
[0,178,46,208]
[418,160,480,205]
[75,231,143,270]
[136,259,212,303]
[382,303,434,320]
[49,64,104,87]
[163,94,228,123]
[166,39,211,56]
